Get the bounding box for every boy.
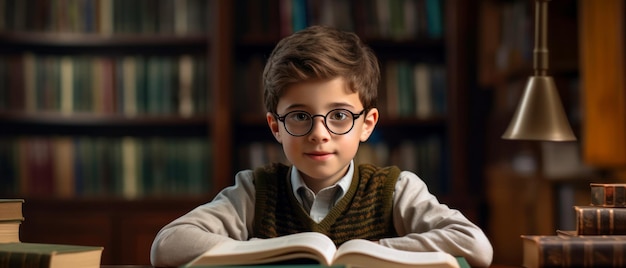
[150,25,493,267]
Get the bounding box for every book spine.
[0,251,51,268]
[591,183,626,207]
[535,237,626,267]
[575,206,626,235]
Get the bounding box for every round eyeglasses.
[274,109,366,137]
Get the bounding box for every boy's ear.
[360,108,379,142]
[266,112,282,143]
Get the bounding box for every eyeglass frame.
[273,108,367,137]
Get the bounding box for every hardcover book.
[183,232,460,268]
[0,199,23,243]
[574,205,626,235]
[0,221,21,243]
[0,199,24,221]
[590,183,626,207]
[0,242,103,268]
[522,235,626,268]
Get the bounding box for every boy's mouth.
[305,151,334,160]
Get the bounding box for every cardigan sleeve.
[150,170,257,267]
[378,171,493,267]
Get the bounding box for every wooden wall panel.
[579,0,626,167]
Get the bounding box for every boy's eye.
[288,112,311,122]
[328,110,349,121]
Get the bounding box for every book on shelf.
[0,199,24,222]
[521,234,626,268]
[574,205,626,235]
[414,63,432,119]
[182,232,460,268]
[425,0,444,38]
[590,183,626,207]
[0,242,103,268]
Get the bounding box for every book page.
[190,232,337,266]
[333,239,459,268]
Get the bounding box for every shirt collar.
[290,160,354,205]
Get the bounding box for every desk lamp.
[501,0,576,141]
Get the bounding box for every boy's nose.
[307,117,330,142]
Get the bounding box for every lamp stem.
[534,0,550,76]
[502,0,576,141]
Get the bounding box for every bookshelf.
[0,0,219,264]
[0,0,483,265]
[0,0,215,198]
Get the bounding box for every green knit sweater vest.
[253,163,400,246]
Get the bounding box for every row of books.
[522,183,626,267]
[0,54,209,117]
[0,0,209,34]
[237,134,447,195]
[0,199,104,267]
[236,0,443,40]
[0,137,211,198]
[384,61,447,119]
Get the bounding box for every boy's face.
[266,77,379,191]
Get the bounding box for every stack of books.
[0,199,103,268]
[521,183,626,267]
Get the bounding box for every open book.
[183,232,460,268]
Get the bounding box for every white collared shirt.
[290,160,354,223]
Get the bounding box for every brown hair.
[263,25,380,114]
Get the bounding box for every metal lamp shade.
[501,76,576,141]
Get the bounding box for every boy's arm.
[378,171,493,267]
[150,170,257,267]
